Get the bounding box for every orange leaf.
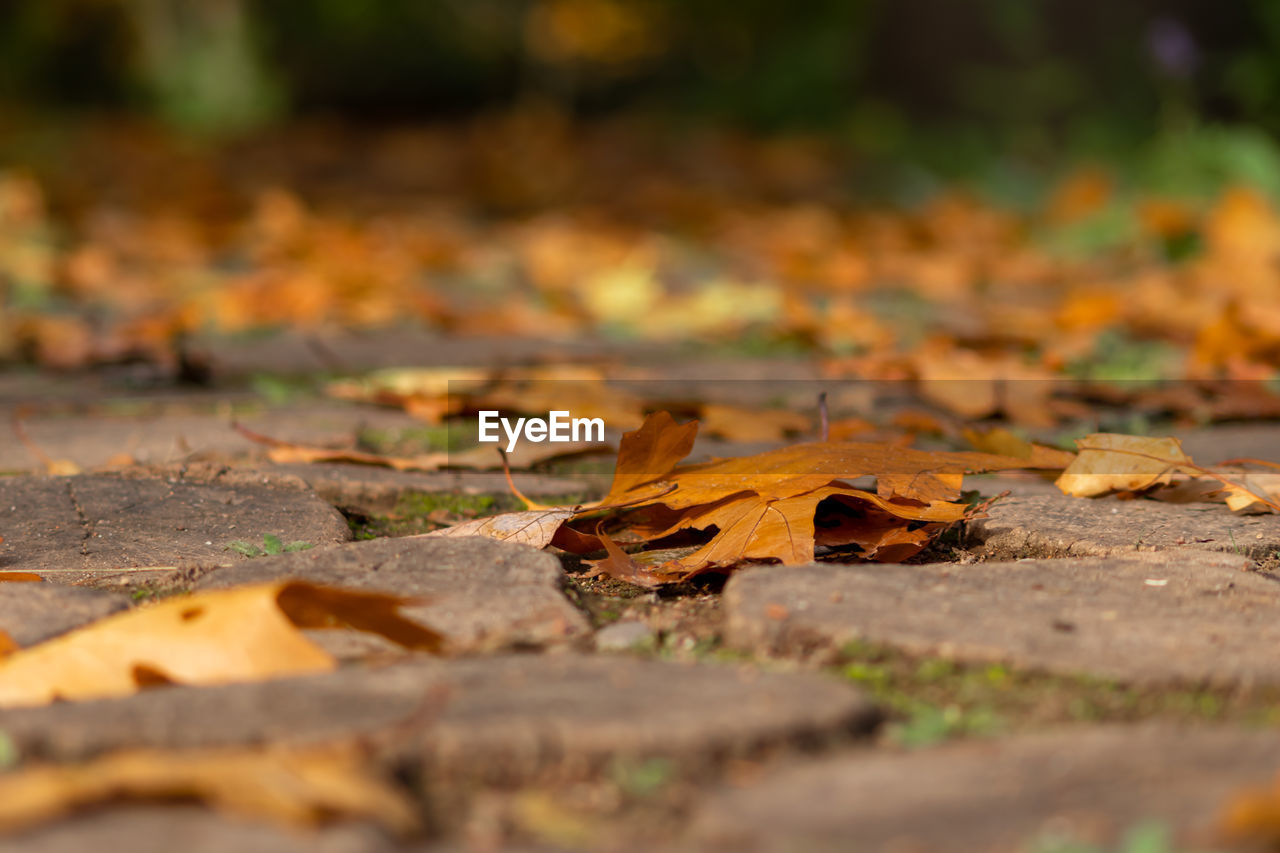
[599,410,698,504]
[0,581,442,708]
[0,744,420,836]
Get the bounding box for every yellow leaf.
[1055,434,1196,497]
[0,581,442,708]
[0,744,420,836]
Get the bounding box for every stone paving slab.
[686,725,1280,852]
[0,583,129,646]
[183,537,591,654]
[1,807,393,853]
[1177,424,1280,465]
[188,330,640,377]
[0,402,423,474]
[0,475,350,582]
[268,463,590,512]
[969,494,1280,560]
[723,552,1280,685]
[0,655,880,790]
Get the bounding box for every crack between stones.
[65,478,93,557]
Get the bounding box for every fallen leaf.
[234,423,448,472]
[632,439,1062,508]
[422,507,577,549]
[0,744,420,836]
[446,439,609,470]
[697,403,811,442]
[598,410,698,504]
[1056,434,1198,497]
[963,426,1077,468]
[326,366,488,424]
[0,572,42,582]
[1220,772,1280,847]
[0,581,443,708]
[584,525,656,587]
[1208,466,1280,512]
[574,411,1051,580]
[1055,434,1280,513]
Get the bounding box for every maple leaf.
[620,438,1065,508]
[598,410,698,504]
[568,411,1070,582]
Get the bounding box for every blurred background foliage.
[2,0,1279,151]
[5,0,1280,376]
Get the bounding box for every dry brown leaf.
[0,744,420,836]
[1209,467,1280,512]
[421,507,577,549]
[633,440,1062,507]
[235,423,448,471]
[0,581,443,708]
[473,381,647,433]
[446,439,609,470]
[963,426,1077,468]
[913,345,1059,427]
[0,572,42,582]
[697,403,811,442]
[1054,434,1280,513]
[574,411,1027,580]
[584,525,655,586]
[1220,772,1280,847]
[1055,434,1197,497]
[326,366,488,424]
[598,410,698,504]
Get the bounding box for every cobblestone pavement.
[3,367,1280,851]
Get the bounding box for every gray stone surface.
[0,807,393,853]
[594,620,656,652]
[686,725,1280,853]
[0,655,880,788]
[0,402,423,474]
[969,494,1280,560]
[964,473,1070,499]
[270,463,589,512]
[723,552,1280,685]
[0,583,129,646]
[0,475,350,581]
[188,329,637,377]
[185,537,590,654]
[1177,424,1280,465]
